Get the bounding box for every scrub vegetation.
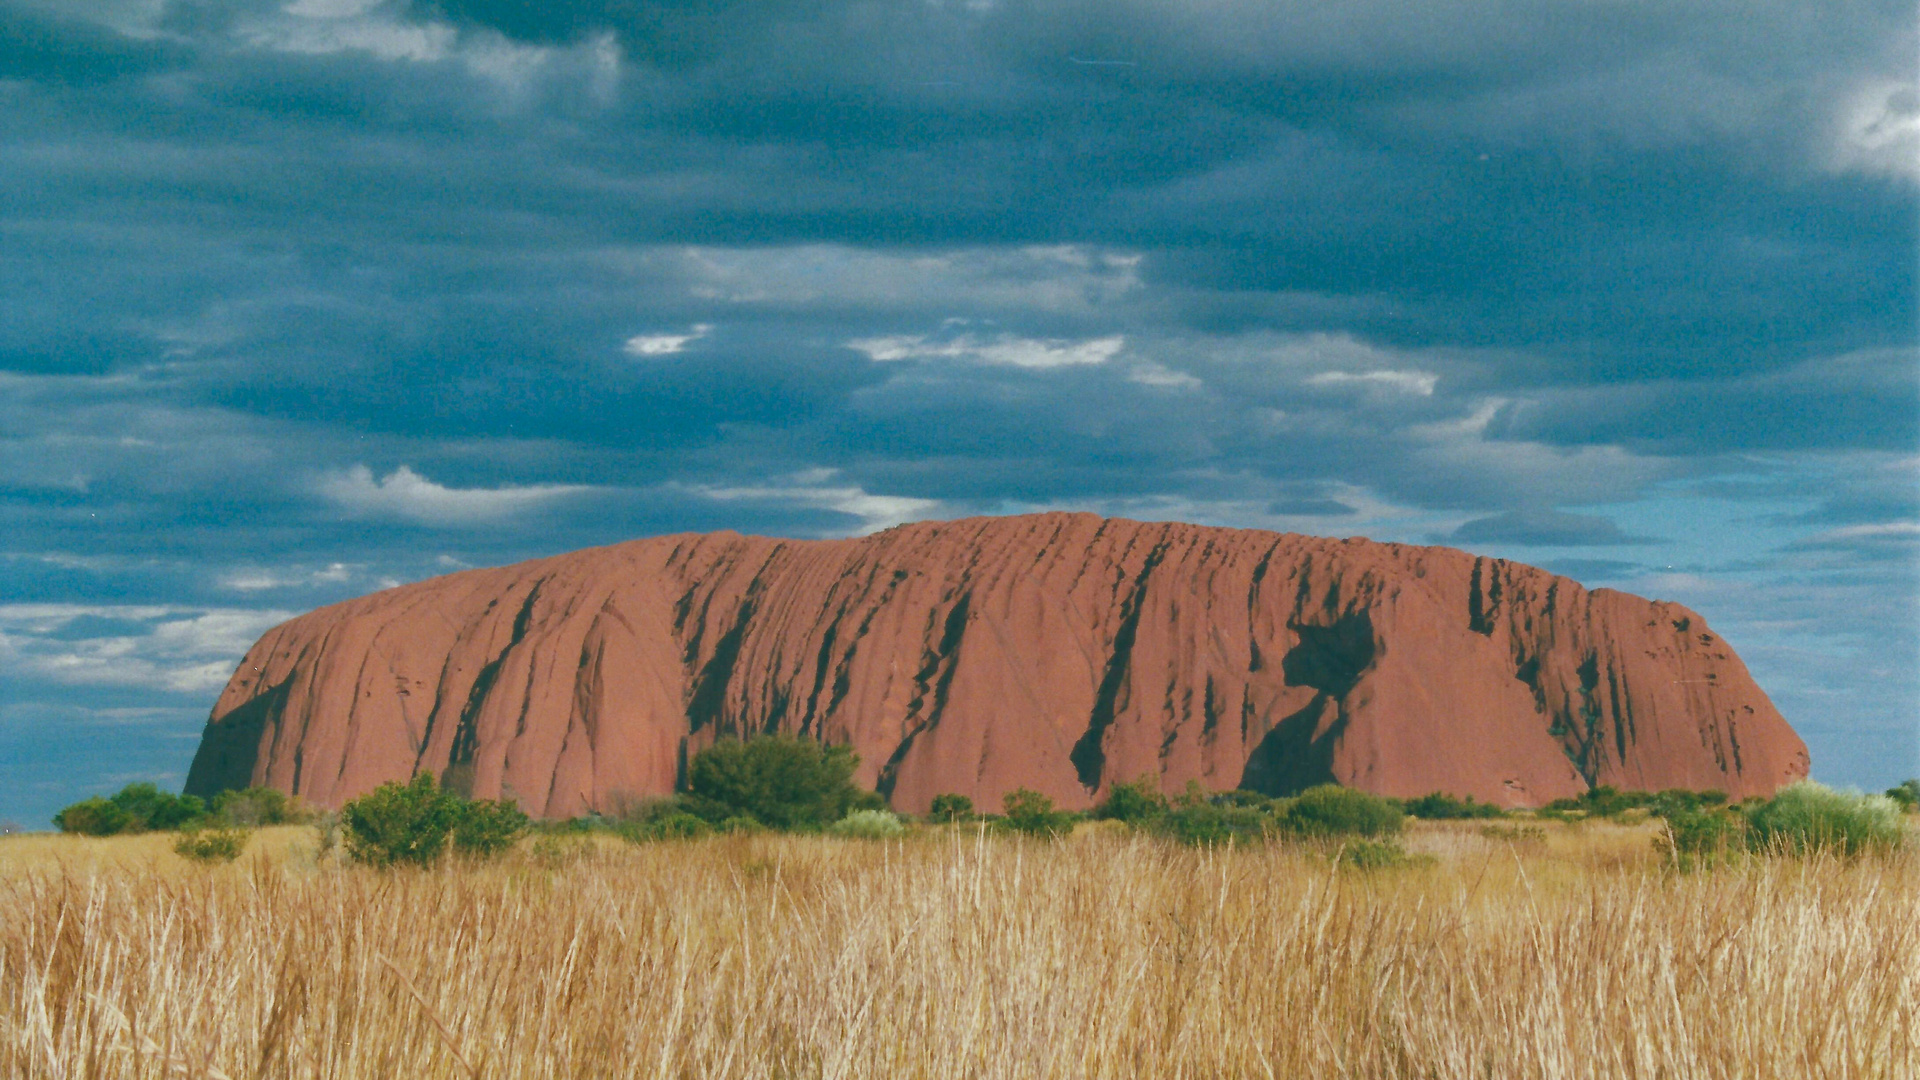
[14,745,1916,1078]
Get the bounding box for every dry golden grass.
[2,820,1916,1079]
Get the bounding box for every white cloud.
[850,332,1125,369]
[218,562,356,591]
[1830,80,1920,184]
[318,465,592,526]
[1307,369,1439,396]
[1128,362,1204,390]
[623,323,712,356]
[0,605,294,695]
[688,472,941,534]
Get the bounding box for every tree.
[684,735,878,829]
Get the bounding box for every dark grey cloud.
[1447,508,1656,547]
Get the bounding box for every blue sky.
[1,0,1915,827]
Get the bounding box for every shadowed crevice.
[184,675,294,799]
[1071,539,1171,790]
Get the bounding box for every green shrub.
[1479,824,1548,847]
[528,832,597,866]
[55,782,208,835]
[1745,781,1904,857]
[1094,778,1168,825]
[211,786,305,826]
[1886,780,1920,813]
[928,793,975,823]
[173,827,249,863]
[621,811,713,842]
[342,773,462,867]
[684,735,878,830]
[1332,839,1409,869]
[53,796,133,836]
[830,809,906,839]
[1657,807,1747,869]
[1402,792,1505,820]
[1284,785,1403,838]
[999,788,1074,838]
[452,798,530,858]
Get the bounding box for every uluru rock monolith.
[185,514,1808,815]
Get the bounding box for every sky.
[1,0,1915,828]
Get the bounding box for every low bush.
[999,789,1074,838]
[173,827,249,863]
[928,793,975,823]
[452,798,530,858]
[342,774,461,867]
[621,811,713,842]
[684,736,881,830]
[1744,781,1903,857]
[52,797,133,837]
[831,809,906,839]
[1094,778,1167,825]
[1402,792,1505,820]
[1657,807,1747,870]
[340,773,531,866]
[211,786,306,827]
[1886,780,1920,813]
[54,782,207,835]
[1156,800,1274,846]
[1332,839,1410,869]
[1480,824,1548,847]
[1284,785,1403,838]
[528,832,597,867]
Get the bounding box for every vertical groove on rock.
[1070,537,1172,791]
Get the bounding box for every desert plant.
[1094,778,1167,825]
[211,786,305,826]
[1333,839,1409,869]
[1745,781,1904,857]
[1000,788,1073,838]
[621,811,713,842]
[1402,792,1505,820]
[928,793,975,823]
[684,735,878,829]
[452,798,530,858]
[173,827,249,863]
[55,782,207,835]
[341,773,461,867]
[1284,785,1403,838]
[1886,779,1920,813]
[831,809,906,839]
[52,796,133,836]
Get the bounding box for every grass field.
[2,819,1916,1079]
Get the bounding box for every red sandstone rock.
[184,514,1809,815]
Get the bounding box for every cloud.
[0,604,293,694]
[687,471,942,534]
[623,323,711,356]
[1830,80,1920,183]
[317,465,593,526]
[1447,508,1656,548]
[218,562,356,591]
[850,333,1125,369]
[1306,369,1438,396]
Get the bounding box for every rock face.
[185,514,1808,815]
